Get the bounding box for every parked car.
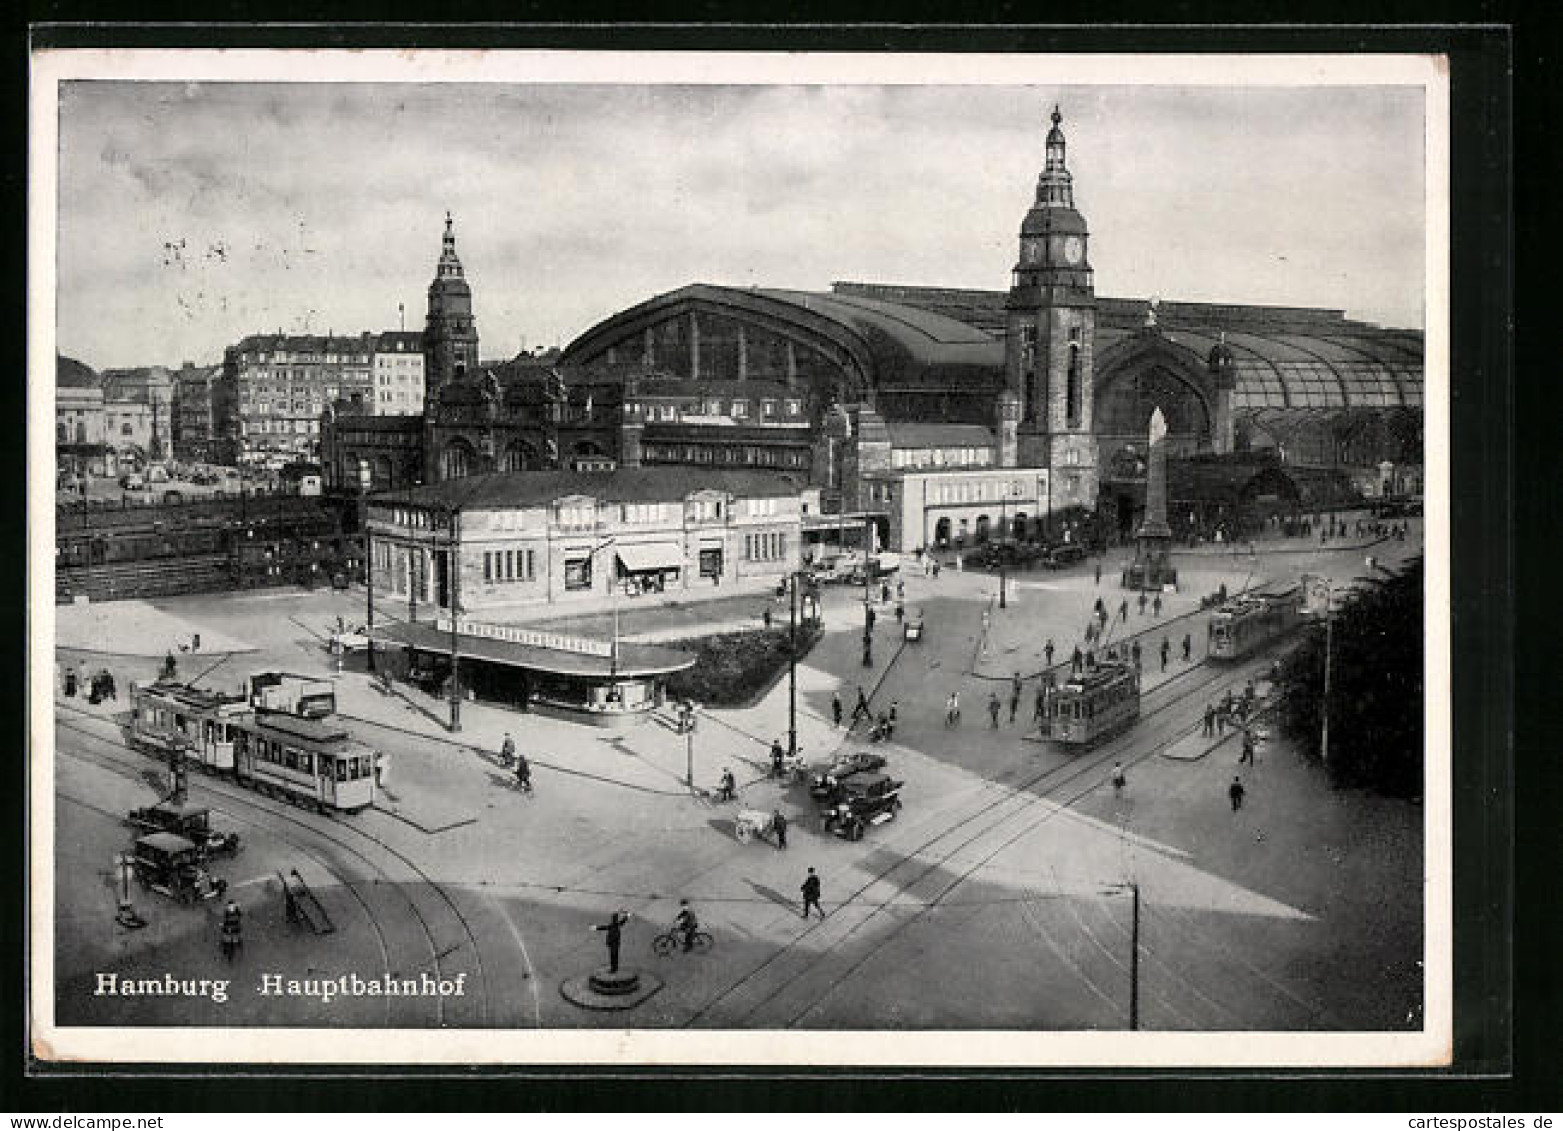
[130,832,228,903]
[807,750,890,800]
[821,771,904,840]
[1041,543,1087,570]
[126,801,241,858]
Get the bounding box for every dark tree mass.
[1278,558,1424,798]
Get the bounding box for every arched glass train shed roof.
[562,281,1422,419]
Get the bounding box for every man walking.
[1034,682,1047,725]
[1094,559,1102,586]
[988,691,1002,728]
[945,690,961,726]
[771,739,786,779]
[1119,598,1129,624]
[1204,702,1216,737]
[1044,639,1055,669]
[1160,637,1170,672]
[1111,761,1126,796]
[1182,633,1192,662]
[773,809,789,850]
[801,868,824,919]
[1229,776,1246,811]
[1008,683,1020,724]
[1152,594,1163,617]
[1130,640,1142,671]
[832,692,843,728]
[1138,591,1148,616]
[1239,727,1256,766]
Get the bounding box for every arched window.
[1065,343,1083,429]
[503,443,537,472]
[440,438,475,481]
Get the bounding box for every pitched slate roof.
[370,466,804,510]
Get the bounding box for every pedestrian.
[980,609,991,634]
[1111,761,1126,796]
[932,560,941,579]
[896,579,905,600]
[594,910,631,973]
[1216,709,1228,736]
[1182,633,1192,662]
[191,633,201,654]
[1034,684,1047,723]
[1094,559,1102,586]
[1044,638,1055,668]
[895,603,904,623]
[374,751,390,789]
[1008,686,1020,724]
[1160,638,1169,672]
[763,606,773,629]
[1084,648,1096,670]
[1229,776,1246,811]
[771,739,785,779]
[1204,703,1215,736]
[1152,594,1163,617]
[801,868,824,919]
[988,691,1001,728]
[1119,598,1129,623]
[1131,640,1142,671]
[1138,591,1148,615]
[832,692,843,728]
[881,580,890,603]
[1239,728,1256,766]
[945,690,961,726]
[852,686,872,725]
[866,606,877,633]
[63,665,77,698]
[888,700,899,728]
[773,809,788,850]
[163,650,177,680]
[1012,671,1023,699]
[1094,597,1105,618]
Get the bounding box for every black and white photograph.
[29,49,1450,1067]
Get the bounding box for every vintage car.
[807,751,890,800]
[130,832,229,903]
[126,801,241,858]
[1041,543,1088,570]
[821,771,904,840]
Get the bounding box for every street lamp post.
[1320,578,1333,768]
[446,505,462,733]
[788,569,800,761]
[365,522,376,674]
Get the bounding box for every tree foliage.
[1276,558,1424,798]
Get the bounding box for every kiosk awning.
[617,543,684,572]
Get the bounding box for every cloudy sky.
[55,81,1426,371]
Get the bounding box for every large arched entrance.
[974,514,991,543]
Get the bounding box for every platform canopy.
[375,620,695,679]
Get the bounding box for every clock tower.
[424,212,480,397]
[1006,106,1097,514]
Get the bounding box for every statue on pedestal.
[1122,406,1179,591]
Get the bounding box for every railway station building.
[362,465,806,617]
[324,108,1424,544]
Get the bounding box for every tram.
[1045,660,1141,746]
[129,680,251,773]
[126,672,375,814]
[1208,584,1304,661]
[230,712,377,813]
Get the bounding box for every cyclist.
[499,732,516,768]
[514,752,532,793]
[674,899,699,952]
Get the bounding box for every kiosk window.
[565,557,592,590]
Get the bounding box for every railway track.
[53,703,510,1028]
[682,649,1274,1028]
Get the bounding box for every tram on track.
[1045,660,1141,746]
[230,712,376,813]
[129,680,250,773]
[127,672,375,814]
[1208,584,1304,661]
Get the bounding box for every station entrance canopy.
[373,619,694,678]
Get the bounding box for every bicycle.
[652,927,713,957]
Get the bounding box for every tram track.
[53,785,400,1027]
[52,703,497,1028]
[684,650,1268,1027]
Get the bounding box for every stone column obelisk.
[1124,406,1178,590]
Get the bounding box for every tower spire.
[438,212,464,279]
[1038,105,1074,207]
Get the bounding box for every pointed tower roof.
[1019,104,1086,237]
[436,211,465,281]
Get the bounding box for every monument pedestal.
[1122,528,1179,590]
[560,965,664,1012]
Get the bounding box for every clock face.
[1063,236,1084,266]
[1022,238,1042,265]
